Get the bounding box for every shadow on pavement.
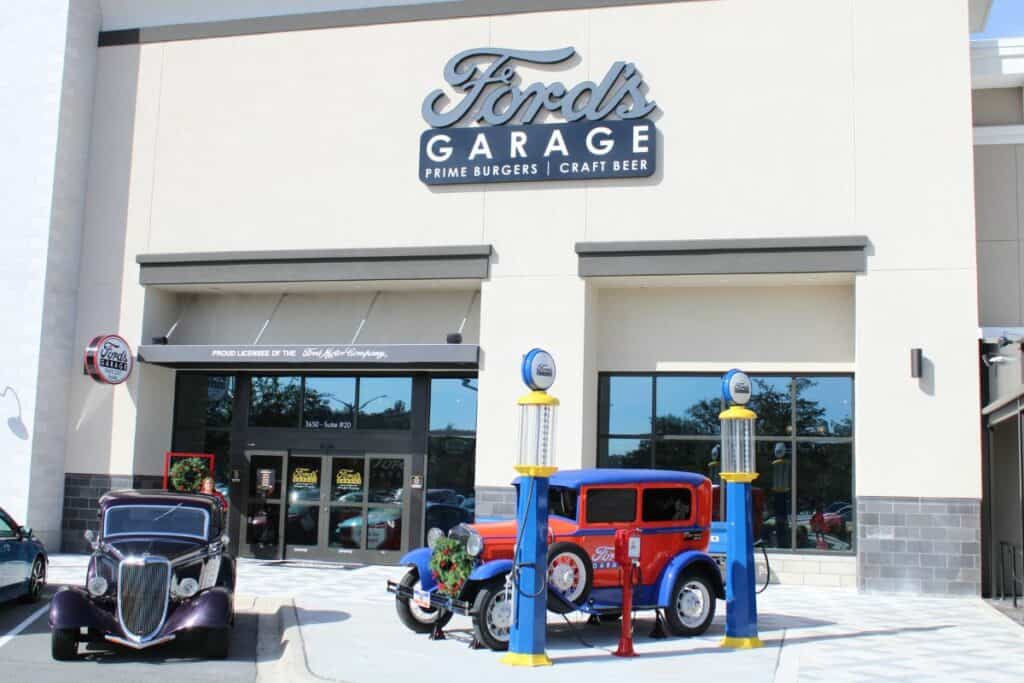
[21,606,259,666]
[294,606,350,626]
[546,623,957,665]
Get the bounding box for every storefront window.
[174,374,235,429]
[598,437,650,468]
[303,377,355,430]
[748,377,793,437]
[249,376,301,428]
[655,376,721,435]
[795,443,853,551]
[796,377,853,437]
[598,372,854,553]
[429,378,478,432]
[604,376,652,434]
[426,377,477,537]
[172,373,237,506]
[357,377,412,430]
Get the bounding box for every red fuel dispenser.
[613,528,641,657]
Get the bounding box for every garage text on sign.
[419,46,658,186]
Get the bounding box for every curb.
[256,597,330,682]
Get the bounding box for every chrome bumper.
[105,634,176,650]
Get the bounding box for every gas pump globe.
[516,392,558,476]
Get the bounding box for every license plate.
[413,589,431,609]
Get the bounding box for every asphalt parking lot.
[0,583,259,682]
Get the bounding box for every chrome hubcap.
[547,553,584,600]
[676,580,710,628]
[486,592,512,642]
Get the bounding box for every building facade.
[2,0,994,595]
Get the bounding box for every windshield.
[103,504,209,540]
[548,486,578,521]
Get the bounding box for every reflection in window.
[249,376,301,427]
[598,438,650,468]
[175,374,235,429]
[754,441,793,549]
[796,377,853,437]
[748,377,792,437]
[366,508,402,550]
[304,377,355,430]
[329,507,362,548]
[655,376,721,435]
[605,376,652,434]
[655,441,718,479]
[358,377,412,430]
[429,378,478,432]
[368,458,403,503]
[795,443,853,551]
[427,436,475,534]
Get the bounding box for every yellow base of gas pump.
[501,652,553,667]
[720,636,764,649]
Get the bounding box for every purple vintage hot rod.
[49,490,236,660]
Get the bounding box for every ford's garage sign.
[419,47,658,186]
[84,334,134,385]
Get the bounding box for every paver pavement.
[33,556,1024,682]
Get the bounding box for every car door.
[0,512,18,589]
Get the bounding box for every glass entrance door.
[240,450,287,560]
[285,453,412,563]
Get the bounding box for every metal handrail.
[998,541,1023,607]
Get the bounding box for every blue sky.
[972,0,1024,39]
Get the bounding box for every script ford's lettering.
[422,47,656,128]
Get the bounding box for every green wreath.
[428,536,475,597]
[169,457,209,493]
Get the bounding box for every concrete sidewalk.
[46,556,1024,682]
[291,565,1024,683]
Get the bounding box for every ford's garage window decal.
[419,47,658,186]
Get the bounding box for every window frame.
[597,371,855,555]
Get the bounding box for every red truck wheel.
[664,568,716,637]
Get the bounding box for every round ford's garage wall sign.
[521,348,556,391]
[84,334,134,385]
[721,368,752,405]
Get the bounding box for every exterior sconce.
[910,348,922,378]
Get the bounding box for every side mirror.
[19,526,32,539]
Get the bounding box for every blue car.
[0,506,47,604]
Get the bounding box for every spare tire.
[546,542,593,613]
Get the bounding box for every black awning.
[137,343,478,369]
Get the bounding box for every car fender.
[164,587,233,633]
[400,547,437,591]
[656,550,725,606]
[49,587,118,633]
[468,559,513,583]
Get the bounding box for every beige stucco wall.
[67,0,981,501]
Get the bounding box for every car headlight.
[427,527,444,549]
[465,528,484,557]
[87,576,108,597]
[176,577,200,599]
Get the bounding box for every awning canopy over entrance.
[137,342,478,369]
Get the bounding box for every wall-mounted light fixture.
[0,386,28,440]
[910,348,923,378]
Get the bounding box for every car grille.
[118,558,171,640]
